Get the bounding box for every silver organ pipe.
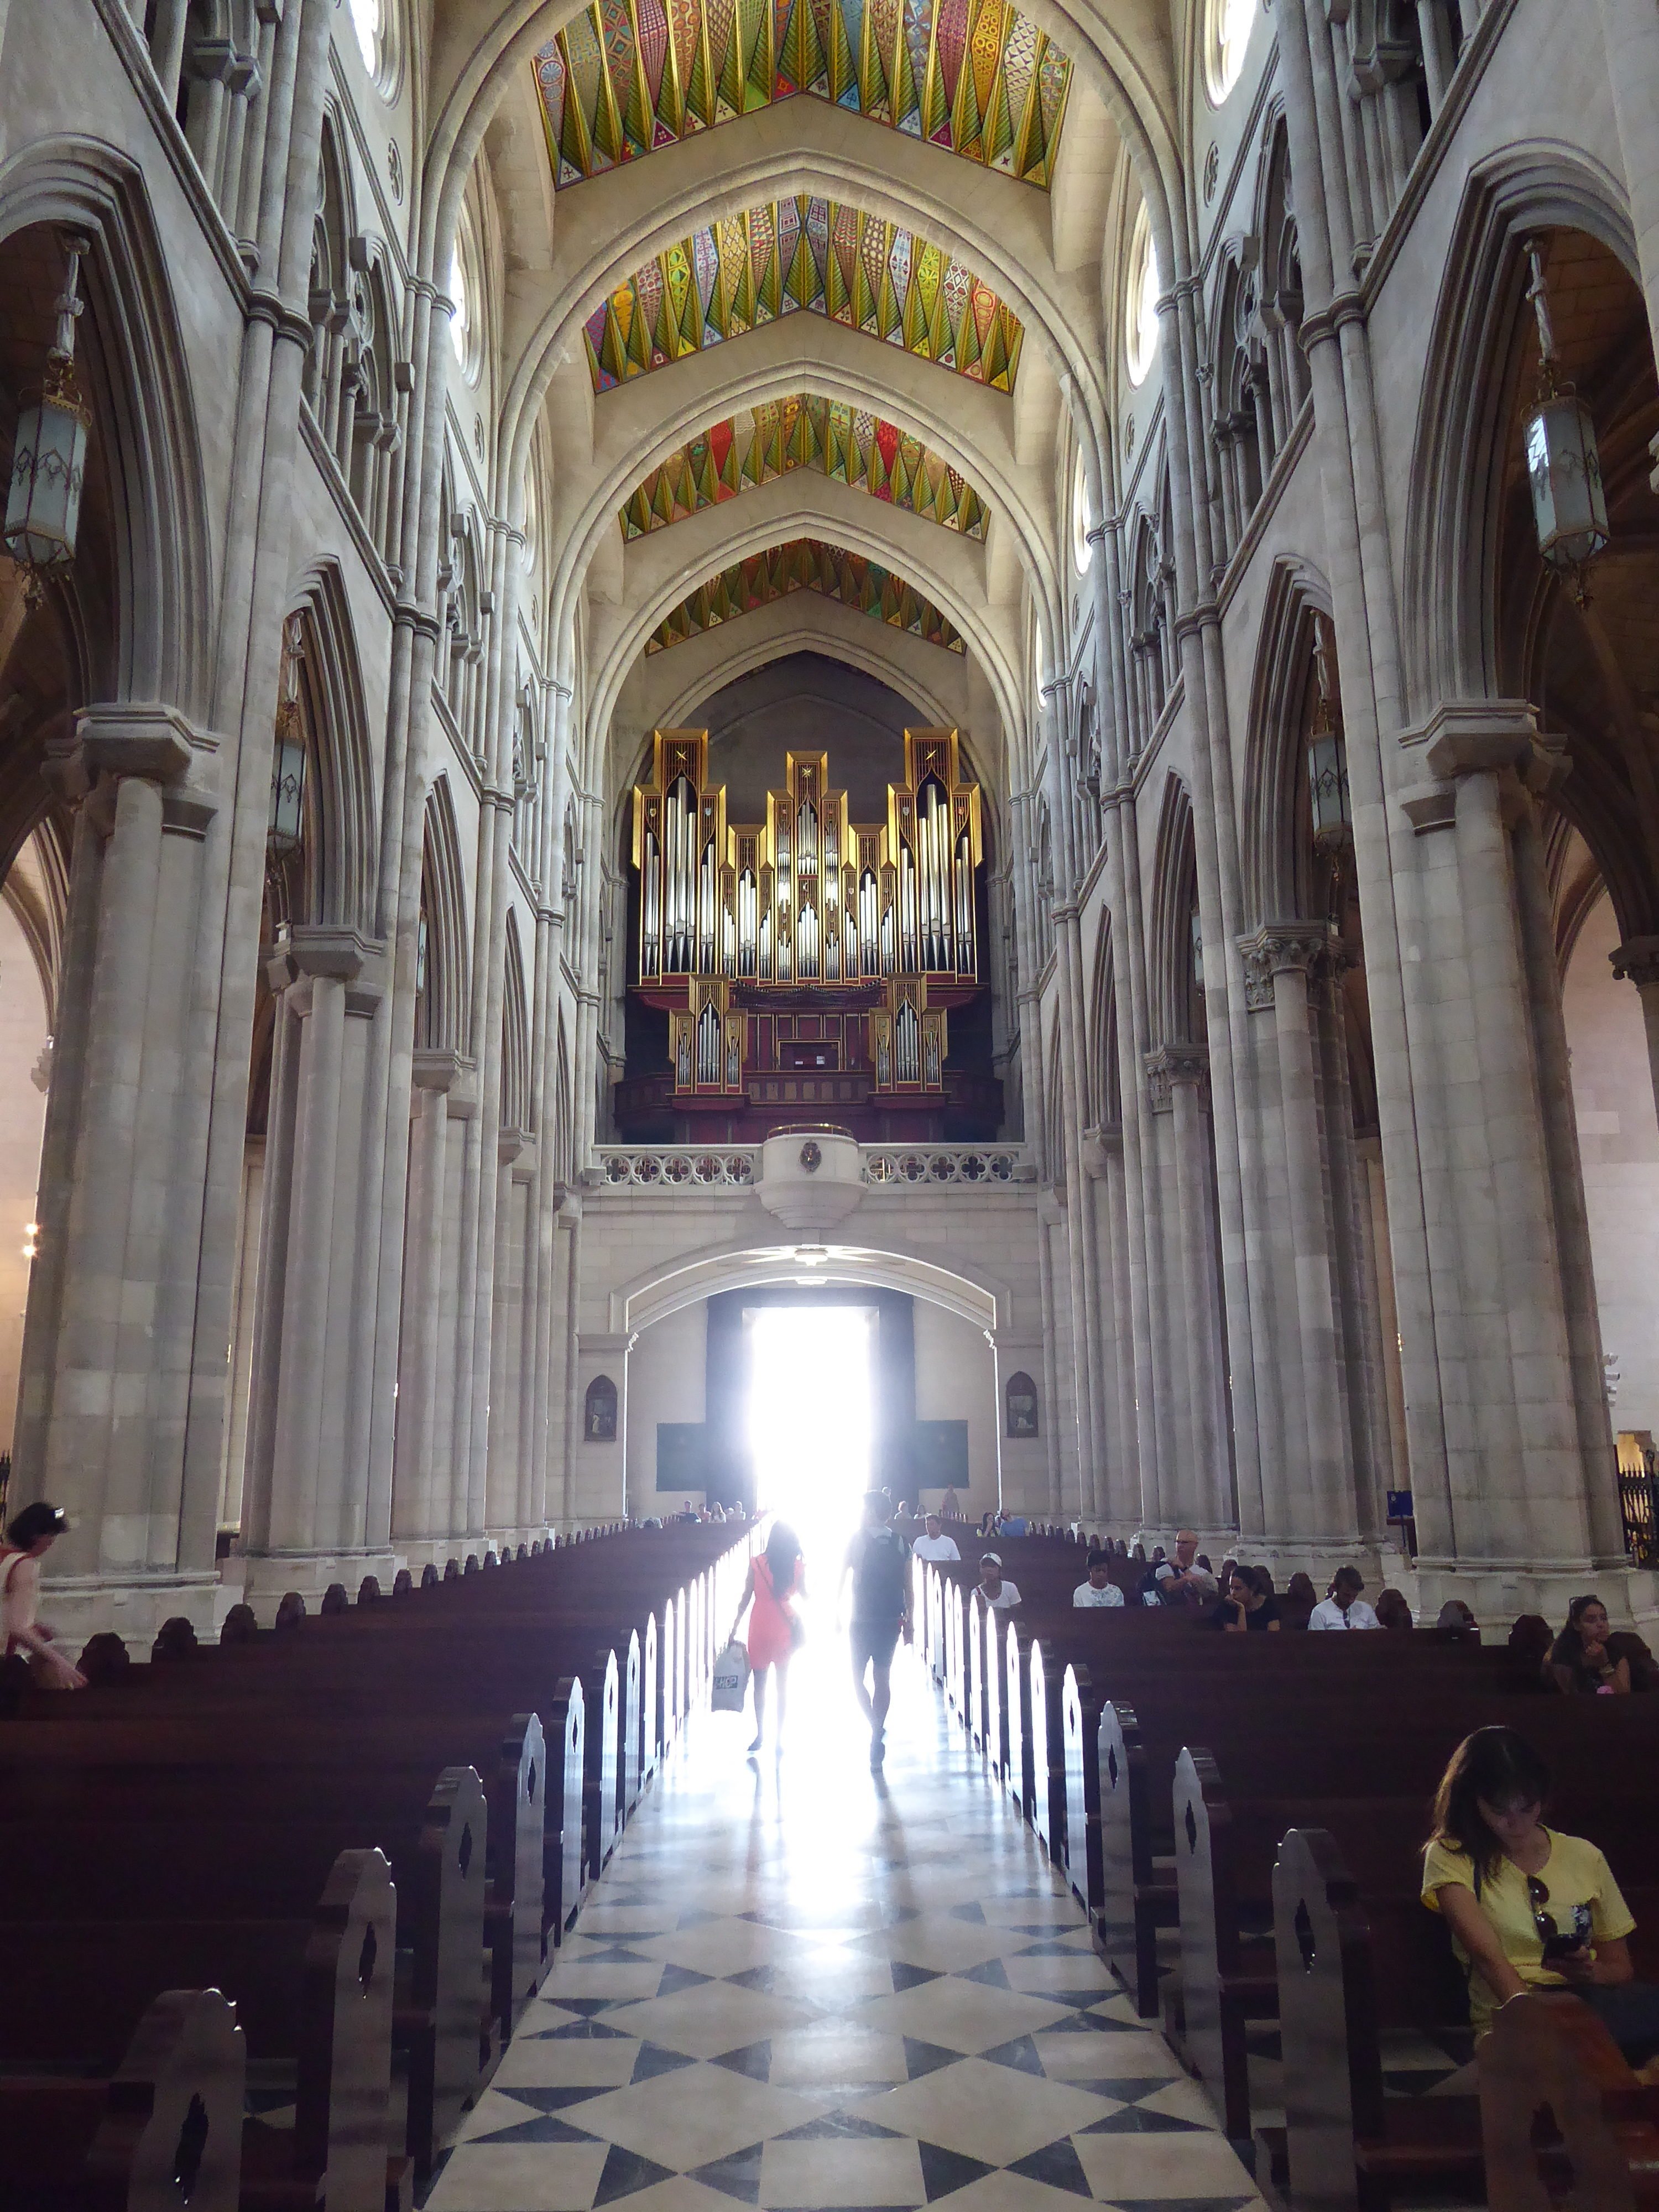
[956,830,973,974]
[900,845,919,973]
[896,999,920,1084]
[643,830,661,975]
[698,838,716,973]
[797,898,818,978]
[696,1000,720,1086]
[859,869,879,977]
[738,869,758,977]
[796,801,817,882]
[880,890,894,975]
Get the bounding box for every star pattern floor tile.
[426,1640,1261,2212]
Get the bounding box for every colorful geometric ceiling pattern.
[583,197,1024,393]
[535,0,1072,191]
[620,395,990,541]
[644,538,966,653]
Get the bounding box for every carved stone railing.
[860,1145,1034,1186]
[591,1148,757,1188]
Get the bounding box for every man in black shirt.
[842,1489,912,1767]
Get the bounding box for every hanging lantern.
[1523,239,1609,597]
[1306,614,1352,852]
[4,238,90,601]
[267,617,307,858]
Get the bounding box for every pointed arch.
[1401,143,1637,714]
[1149,773,1201,1048]
[1085,915,1121,1131]
[502,909,530,1133]
[0,138,213,718]
[285,564,379,937]
[1240,555,1334,931]
[418,775,469,1055]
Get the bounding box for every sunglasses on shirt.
[1527,1874,1588,1963]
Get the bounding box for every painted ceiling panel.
[645,537,966,653]
[584,196,1024,393]
[620,394,990,540]
[535,0,1071,190]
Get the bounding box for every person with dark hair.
[1547,1595,1632,1695]
[1073,1550,1125,1608]
[1280,1572,1318,1631]
[1375,1588,1415,1632]
[1421,1726,1659,2059]
[977,1553,1021,1611]
[1507,1613,1554,1686]
[1308,1567,1380,1630]
[1212,1562,1280,1631]
[842,1491,911,1767]
[1,1503,85,1689]
[728,1522,805,1754]
[1436,1598,1479,1641]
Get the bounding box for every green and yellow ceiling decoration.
[644,538,966,653]
[584,197,1024,393]
[536,0,1072,191]
[620,395,990,541]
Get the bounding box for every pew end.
[2,1987,246,2212]
[1272,1825,1483,2212]
[1479,1990,1659,2212]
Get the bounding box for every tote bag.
[711,1639,750,1713]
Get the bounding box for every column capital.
[1412,699,1558,791]
[1144,1043,1210,1110]
[1238,921,1332,1009]
[51,702,214,802]
[411,1047,466,1094]
[1611,936,1659,989]
[270,924,382,983]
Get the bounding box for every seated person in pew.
[1545,1593,1659,1695]
[912,1512,961,1564]
[1422,1725,1659,2065]
[1073,1549,1125,1608]
[1375,1586,1415,1630]
[1147,1528,1217,1611]
[1,1503,86,1689]
[1208,1562,1280,1631]
[1280,1570,1318,1629]
[1437,1598,1480,1641]
[1307,1566,1380,1630]
[977,1553,1021,1611]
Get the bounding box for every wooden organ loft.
[616,728,1002,1142]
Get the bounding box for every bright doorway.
[747,1302,875,1578]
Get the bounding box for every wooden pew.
[0,1850,399,2212]
[4,1987,246,2212]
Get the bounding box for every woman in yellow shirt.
[1422,1725,1659,2063]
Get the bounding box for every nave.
[433,1639,1260,2212]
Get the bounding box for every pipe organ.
[624,729,996,1141]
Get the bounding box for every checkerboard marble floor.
[428,1641,1262,2212]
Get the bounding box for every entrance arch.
[610,1235,1009,1340]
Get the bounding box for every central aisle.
[431,1632,1263,2212]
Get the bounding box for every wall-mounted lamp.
[1524,237,1610,603]
[3,237,90,603]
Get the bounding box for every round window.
[1124,204,1161,389]
[1206,0,1256,105]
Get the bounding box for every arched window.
[1205,0,1257,105]
[448,207,482,387]
[1124,205,1161,388]
[346,0,399,93]
[1070,451,1092,577]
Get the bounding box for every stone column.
[1610,937,1659,1120]
[1600,0,1659,394]
[1239,923,1360,1554]
[239,925,394,1610]
[14,709,223,1646]
[391,1052,460,1551]
[1145,1046,1232,1536]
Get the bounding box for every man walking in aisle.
[843,1490,912,1767]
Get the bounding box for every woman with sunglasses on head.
[1422,1726,1659,2062]
[1546,1593,1633,1695]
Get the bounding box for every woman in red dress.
[729,1522,804,1752]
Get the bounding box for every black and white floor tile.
[428,1646,1262,2212]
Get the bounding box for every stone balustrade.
[588,1144,1036,1190]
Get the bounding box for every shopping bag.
[711,1639,750,1712]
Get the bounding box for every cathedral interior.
[2,0,1659,1640]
